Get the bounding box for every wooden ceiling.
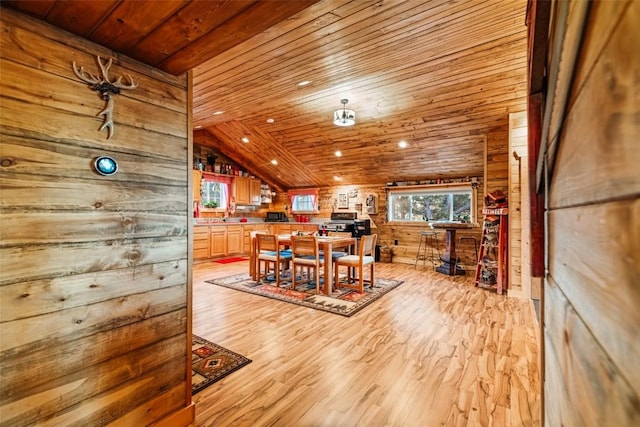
[2,0,529,191]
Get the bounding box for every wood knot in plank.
[126,249,141,263]
[1,158,15,167]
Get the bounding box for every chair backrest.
[328,231,352,237]
[256,233,278,252]
[291,235,319,259]
[359,234,377,257]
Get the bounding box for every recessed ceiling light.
[194,125,202,129]
[334,150,342,157]
[271,159,278,165]
[297,80,312,86]
[241,137,249,143]
[333,176,342,181]
[398,140,408,148]
[213,111,224,115]
[266,118,275,123]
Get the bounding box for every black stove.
[324,212,357,234]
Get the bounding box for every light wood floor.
[192,261,541,427]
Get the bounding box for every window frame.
[288,188,320,214]
[386,183,477,224]
[199,173,232,212]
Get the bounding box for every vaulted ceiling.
[2,0,529,191]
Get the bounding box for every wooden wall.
[508,112,530,298]
[542,1,640,425]
[0,9,193,426]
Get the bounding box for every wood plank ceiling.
[2,0,528,191]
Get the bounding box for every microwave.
[265,211,288,222]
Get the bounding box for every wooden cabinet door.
[249,178,261,205]
[226,226,242,255]
[193,226,209,259]
[210,227,227,257]
[192,170,202,202]
[234,176,250,205]
[275,224,291,235]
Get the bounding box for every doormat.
[192,335,252,394]
[205,273,404,317]
[213,257,248,264]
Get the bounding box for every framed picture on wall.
[337,192,349,209]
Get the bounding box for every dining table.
[250,234,356,294]
[429,221,475,275]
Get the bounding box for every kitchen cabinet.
[193,170,202,202]
[234,176,250,205]
[210,227,227,258]
[226,225,242,254]
[242,224,267,254]
[250,178,261,205]
[193,226,209,259]
[234,176,262,206]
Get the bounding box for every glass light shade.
[333,109,356,126]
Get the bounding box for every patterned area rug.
[205,273,404,317]
[192,335,252,395]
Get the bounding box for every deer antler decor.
[72,56,137,139]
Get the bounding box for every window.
[288,188,319,213]
[200,174,232,209]
[387,185,475,223]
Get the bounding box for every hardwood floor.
[192,261,540,426]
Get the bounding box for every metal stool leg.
[415,233,425,268]
[416,231,438,270]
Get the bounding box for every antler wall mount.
[72,56,138,139]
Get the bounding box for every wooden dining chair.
[333,234,378,294]
[290,235,324,294]
[320,231,352,260]
[256,234,292,287]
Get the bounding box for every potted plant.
[203,201,218,208]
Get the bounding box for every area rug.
[205,273,404,317]
[192,335,252,394]
[213,257,248,264]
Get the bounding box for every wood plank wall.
[508,112,530,298]
[0,9,192,426]
[543,1,640,425]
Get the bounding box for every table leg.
[436,229,464,275]
[323,242,332,294]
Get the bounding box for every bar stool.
[453,235,478,276]
[415,231,441,270]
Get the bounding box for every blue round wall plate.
[94,156,118,176]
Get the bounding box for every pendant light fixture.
[333,99,356,127]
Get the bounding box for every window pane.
[424,194,450,221]
[292,195,315,211]
[201,180,227,209]
[391,195,410,220]
[453,193,472,222]
[388,186,473,222]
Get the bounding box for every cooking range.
[324,212,371,238]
